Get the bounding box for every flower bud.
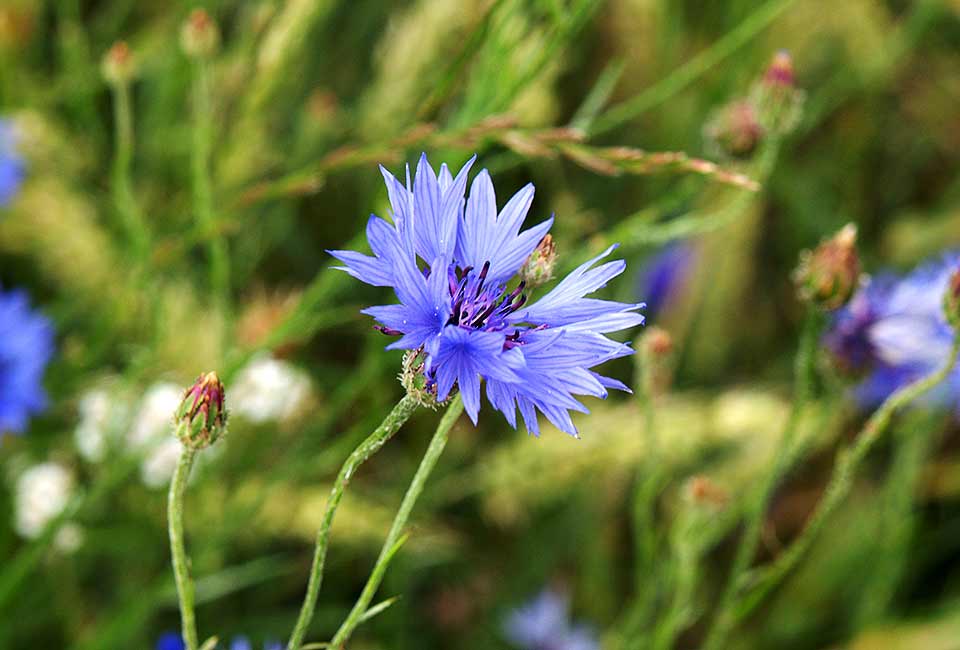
[703,99,765,159]
[944,267,960,331]
[519,235,557,288]
[401,349,446,410]
[639,326,675,397]
[175,372,227,449]
[752,50,804,136]
[101,41,136,85]
[763,50,795,88]
[180,9,220,58]
[684,475,728,510]
[794,223,861,310]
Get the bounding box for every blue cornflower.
[636,242,695,321]
[824,252,960,408]
[0,120,25,206]
[331,154,644,436]
[503,589,599,650]
[0,286,54,433]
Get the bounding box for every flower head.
[0,120,25,206]
[824,252,960,407]
[503,589,599,650]
[331,154,644,436]
[0,286,54,434]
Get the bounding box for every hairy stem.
[286,394,420,650]
[110,79,149,260]
[168,444,199,650]
[329,394,464,649]
[190,58,229,311]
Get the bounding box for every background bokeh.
[2,0,960,648]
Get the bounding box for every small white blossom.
[231,356,311,423]
[140,437,184,489]
[14,462,74,539]
[54,523,85,554]
[129,382,181,452]
[74,389,113,462]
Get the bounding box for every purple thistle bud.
[175,371,227,449]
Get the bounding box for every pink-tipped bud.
[794,224,861,310]
[764,50,795,88]
[180,9,220,58]
[101,41,136,85]
[175,372,227,449]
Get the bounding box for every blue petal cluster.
[636,242,695,320]
[503,589,598,650]
[0,120,25,206]
[824,252,960,408]
[157,633,281,650]
[0,286,54,433]
[331,154,644,436]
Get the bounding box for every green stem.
[701,308,820,650]
[168,445,199,650]
[190,58,229,311]
[286,394,421,650]
[622,347,665,644]
[109,80,149,260]
[650,517,701,650]
[590,0,798,137]
[733,335,960,622]
[329,394,465,649]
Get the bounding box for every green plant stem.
[622,347,665,645]
[286,394,421,650]
[329,394,465,649]
[590,0,798,137]
[190,57,229,311]
[733,335,960,622]
[651,518,701,650]
[702,308,820,650]
[109,80,149,260]
[168,445,199,650]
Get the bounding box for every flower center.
[447,261,527,332]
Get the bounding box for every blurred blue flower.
[0,286,54,433]
[636,243,695,321]
[824,252,960,408]
[156,632,185,650]
[156,634,282,650]
[503,589,599,650]
[0,120,25,206]
[331,154,644,436]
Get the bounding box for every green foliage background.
[2,0,960,648]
